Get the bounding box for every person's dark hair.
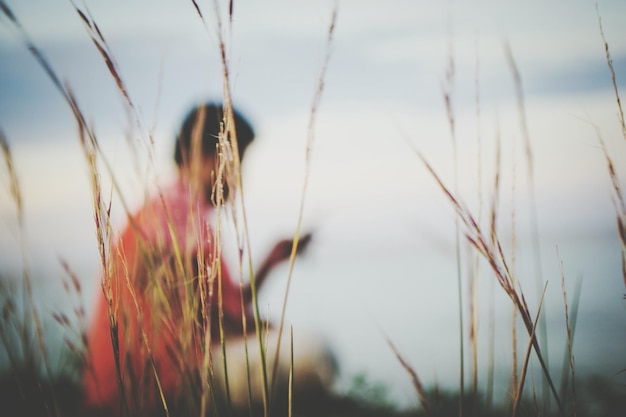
[174,102,255,167]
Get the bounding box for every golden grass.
[440,23,466,417]
[384,334,431,415]
[270,8,337,410]
[408,144,565,414]
[504,41,552,412]
[596,5,626,300]
[557,249,577,417]
[1,2,626,416]
[1,128,60,416]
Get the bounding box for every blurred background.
[1,0,625,408]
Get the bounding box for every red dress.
[82,178,246,414]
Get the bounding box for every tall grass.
[1,133,52,416]
[391,8,625,417]
[1,2,626,417]
[504,42,551,413]
[269,8,336,409]
[596,5,626,300]
[407,143,565,415]
[439,21,466,417]
[2,0,340,415]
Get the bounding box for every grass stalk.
[62,9,186,406]
[56,258,89,372]
[68,87,133,416]
[595,6,626,299]
[118,251,171,417]
[594,124,626,299]
[596,4,626,142]
[187,0,266,413]
[509,126,520,402]
[269,7,337,407]
[504,41,550,411]
[470,30,482,405]
[288,326,294,417]
[384,335,431,415]
[0,0,138,230]
[486,119,503,411]
[485,274,495,411]
[0,129,60,416]
[559,274,582,405]
[468,252,479,403]
[409,145,565,416]
[191,1,275,413]
[512,283,547,417]
[221,35,269,417]
[0,279,21,373]
[557,248,578,417]
[441,23,465,416]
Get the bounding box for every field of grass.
[1,1,626,416]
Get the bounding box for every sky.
[1,0,626,407]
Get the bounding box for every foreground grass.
[0,366,625,417]
[1,2,625,417]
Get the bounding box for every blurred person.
[82,102,336,416]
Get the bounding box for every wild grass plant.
[0,2,625,417]
[1,1,338,416]
[392,8,626,417]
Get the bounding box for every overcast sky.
[1,0,624,254]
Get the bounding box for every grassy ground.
[1,2,626,417]
[0,365,625,417]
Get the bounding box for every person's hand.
[266,232,313,268]
[250,232,313,298]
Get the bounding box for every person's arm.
[241,233,313,304]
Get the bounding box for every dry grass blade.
[470,34,483,405]
[486,274,496,410]
[512,282,547,417]
[468,253,479,400]
[505,41,551,410]
[385,335,431,415]
[596,126,626,215]
[483,121,503,410]
[0,0,16,21]
[0,279,21,372]
[189,1,271,412]
[191,0,204,19]
[188,0,212,34]
[559,274,582,403]
[507,121,522,398]
[71,2,156,158]
[1,128,60,415]
[593,7,626,297]
[270,6,337,402]
[489,122,502,249]
[207,124,242,414]
[68,86,131,414]
[504,43,532,168]
[58,258,89,361]
[0,130,22,226]
[119,251,171,417]
[409,145,566,416]
[187,1,258,412]
[558,249,578,416]
[596,4,626,141]
[70,1,135,112]
[0,2,69,107]
[288,326,294,417]
[2,2,135,223]
[594,126,626,297]
[440,21,465,416]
